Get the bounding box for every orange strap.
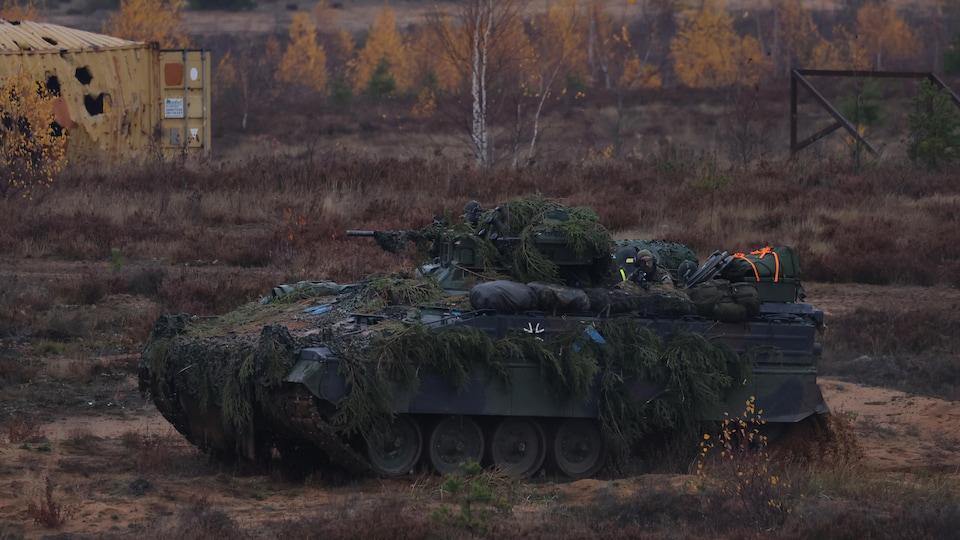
[750,246,780,282]
[732,252,760,281]
[733,246,780,282]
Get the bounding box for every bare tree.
[589,2,663,160]
[425,0,528,168]
[215,36,281,131]
[510,2,584,167]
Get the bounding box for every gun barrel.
[345,230,376,237]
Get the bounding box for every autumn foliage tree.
[407,21,463,118]
[514,2,588,165]
[104,0,189,48]
[533,2,589,91]
[586,0,662,91]
[0,0,38,21]
[0,70,67,199]
[843,0,919,70]
[771,0,843,75]
[581,1,663,159]
[216,37,282,130]
[277,13,329,97]
[425,0,530,167]
[408,22,462,95]
[350,5,412,95]
[669,0,768,88]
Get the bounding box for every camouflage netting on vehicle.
[326,322,513,438]
[615,239,699,273]
[587,285,695,317]
[264,272,446,311]
[470,279,696,317]
[139,315,301,459]
[371,228,443,255]
[471,194,613,284]
[140,268,760,468]
[138,274,455,458]
[330,316,751,461]
[360,272,445,308]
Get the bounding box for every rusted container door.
[159,49,211,156]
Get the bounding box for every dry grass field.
[2,1,960,538]
[2,152,960,539]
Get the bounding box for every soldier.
[617,247,674,288]
[464,200,484,227]
[634,249,674,288]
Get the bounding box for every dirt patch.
[803,282,960,319]
[2,367,958,537]
[820,379,960,473]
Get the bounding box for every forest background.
[12,0,960,167]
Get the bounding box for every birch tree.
[425,0,528,168]
[215,37,281,130]
[517,1,587,166]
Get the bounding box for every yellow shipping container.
[0,19,210,161]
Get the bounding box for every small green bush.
[908,79,960,171]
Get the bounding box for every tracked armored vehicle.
[139,195,828,479]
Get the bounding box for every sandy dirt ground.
[3,372,960,537]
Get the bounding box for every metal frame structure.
[790,69,960,156]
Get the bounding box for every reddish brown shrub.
[121,211,171,240]
[821,307,960,398]
[50,269,108,306]
[119,431,195,475]
[150,495,243,540]
[771,413,864,468]
[156,268,281,316]
[6,414,45,443]
[0,357,42,385]
[267,494,432,540]
[34,311,85,342]
[123,265,168,296]
[26,477,76,529]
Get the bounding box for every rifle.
[682,250,733,288]
[345,227,442,255]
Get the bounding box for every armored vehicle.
[139,195,827,479]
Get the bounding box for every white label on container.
[165,98,184,119]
